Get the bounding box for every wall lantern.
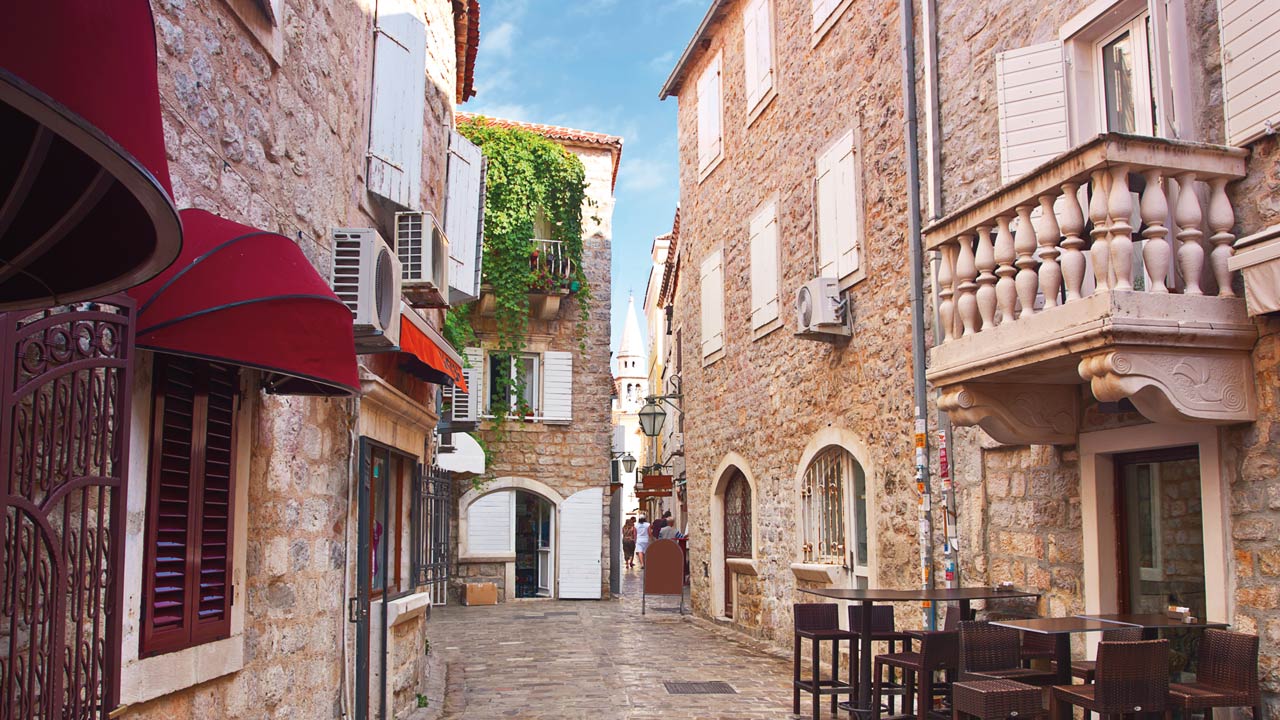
[638,375,682,438]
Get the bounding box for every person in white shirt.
[658,523,679,540]
[634,517,651,569]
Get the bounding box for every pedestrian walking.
[622,516,637,569]
[635,516,651,569]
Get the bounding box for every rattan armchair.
[958,621,1056,686]
[793,603,854,720]
[1062,627,1143,683]
[1052,639,1169,720]
[1166,629,1262,719]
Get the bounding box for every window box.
[1228,224,1280,317]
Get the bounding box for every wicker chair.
[958,621,1056,686]
[1061,627,1143,683]
[849,605,916,713]
[793,603,854,720]
[1052,639,1169,719]
[1166,629,1262,719]
[873,628,959,720]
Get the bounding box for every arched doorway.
[723,471,752,618]
[515,491,555,598]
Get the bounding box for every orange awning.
[399,306,466,392]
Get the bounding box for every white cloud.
[649,50,677,73]
[483,22,518,58]
[465,103,537,122]
[619,156,671,193]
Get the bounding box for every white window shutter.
[744,0,773,110]
[700,250,725,357]
[697,53,723,173]
[541,351,573,424]
[814,140,841,279]
[466,491,514,555]
[834,136,860,278]
[750,204,780,329]
[452,347,485,424]
[558,488,603,599]
[366,0,427,209]
[995,41,1069,184]
[1218,0,1280,145]
[812,0,839,31]
[445,130,486,303]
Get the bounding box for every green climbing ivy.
[451,116,591,433]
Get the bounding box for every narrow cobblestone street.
[432,570,838,719]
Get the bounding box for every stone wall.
[669,0,921,653]
[120,1,461,718]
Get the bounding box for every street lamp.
[638,399,666,438]
[619,452,637,473]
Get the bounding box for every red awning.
[128,209,359,396]
[399,307,467,392]
[0,0,182,309]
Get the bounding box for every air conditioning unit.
[396,211,450,308]
[331,228,401,352]
[795,277,850,336]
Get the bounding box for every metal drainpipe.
[900,0,936,629]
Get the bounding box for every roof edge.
[658,0,729,101]
[457,112,624,190]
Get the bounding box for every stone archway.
[710,453,759,619]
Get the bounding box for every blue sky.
[461,0,707,360]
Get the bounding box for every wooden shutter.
[541,351,573,424]
[743,0,773,111]
[749,203,780,329]
[451,347,484,424]
[445,130,486,302]
[466,491,514,555]
[697,52,723,173]
[812,0,840,31]
[816,131,858,280]
[700,250,725,357]
[141,356,239,656]
[995,41,1069,184]
[366,0,427,209]
[558,488,603,599]
[1218,0,1280,145]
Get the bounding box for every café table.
[1074,612,1229,640]
[800,586,1039,717]
[989,616,1118,720]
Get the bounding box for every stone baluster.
[994,215,1017,324]
[937,243,955,341]
[955,234,980,335]
[1014,205,1038,318]
[1089,169,1111,291]
[1175,172,1204,295]
[1108,165,1134,291]
[1139,169,1171,293]
[1207,177,1236,298]
[1037,194,1062,308]
[974,225,998,329]
[1058,182,1086,302]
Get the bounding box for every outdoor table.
[1074,612,1229,640]
[800,586,1039,717]
[990,617,1117,720]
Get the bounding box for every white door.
[558,487,603,599]
[537,502,553,597]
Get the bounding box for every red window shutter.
[141,356,239,656]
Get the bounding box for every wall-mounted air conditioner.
[396,211,450,308]
[795,277,850,337]
[331,227,401,352]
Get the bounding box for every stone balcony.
[926,134,1258,444]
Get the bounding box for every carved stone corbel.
[1078,348,1256,424]
[938,383,1078,445]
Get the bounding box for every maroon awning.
[0,0,182,309]
[128,209,359,397]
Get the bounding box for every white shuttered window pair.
[450,348,572,424]
[366,0,427,209]
[697,53,724,176]
[743,0,774,114]
[1218,0,1280,146]
[815,130,861,283]
[749,203,780,330]
[995,41,1070,184]
[444,131,486,303]
[700,250,725,359]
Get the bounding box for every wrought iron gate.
[0,300,135,720]
[410,464,450,605]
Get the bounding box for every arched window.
[724,472,751,559]
[801,446,868,571]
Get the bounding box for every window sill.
[383,590,434,628]
[838,266,866,293]
[746,87,777,129]
[698,152,724,184]
[727,558,759,576]
[790,562,842,583]
[752,316,783,341]
[702,348,726,367]
[460,553,517,563]
[120,634,244,705]
[812,0,854,47]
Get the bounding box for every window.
[1096,13,1159,135]
[743,0,775,120]
[487,352,540,416]
[460,348,573,423]
[699,250,725,360]
[815,130,862,286]
[141,356,240,656]
[801,446,868,577]
[696,52,724,179]
[749,202,780,333]
[222,0,284,63]
[724,472,752,559]
[364,442,415,599]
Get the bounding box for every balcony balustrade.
[478,238,578,320]
[925,134,1258,444]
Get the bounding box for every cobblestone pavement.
[431,568,846,719]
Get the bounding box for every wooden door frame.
[1112,445,1199,614]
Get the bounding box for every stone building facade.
[449,117,619,603]
[107,1,481,719]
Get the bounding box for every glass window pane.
[1102,31,1137,133]
[370,450,387,591]
[854,463,868,567]
[520,356,538,411]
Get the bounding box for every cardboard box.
[463,582,498,606]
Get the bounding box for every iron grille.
[411,464,451,603]
[724,472,751,559]
[664,682,737,695]
[802,446,849,564]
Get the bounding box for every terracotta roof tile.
[456,112,624,190]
